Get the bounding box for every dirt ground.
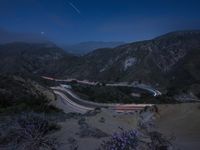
[53,109,139,150]
[53,101,200,150]
[156,103,200,150]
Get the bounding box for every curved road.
[54,90,93,113]
[42,76,156,113]
[42,76,162,96]
[52,86,153,114]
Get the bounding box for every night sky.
[0,0,200,44]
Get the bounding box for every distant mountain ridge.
[0,30,200,91]
[0,28,50,44]
[59,41,126,55]
[0,28,125,55]
[56,30,200,89]
[0,42,76,75]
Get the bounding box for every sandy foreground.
[53,99,200,150]
[53,109,139,150]
[156,103,200,150]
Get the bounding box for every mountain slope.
[0,30,200,90]
[0,28,49,44]
[0,74,57,112]
[60,30,200,88]
[60,41,125,55]
[0,42,76,76]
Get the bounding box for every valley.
[1,0,200,149]
[0,30,200,150]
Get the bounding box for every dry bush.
[0,113,59,150]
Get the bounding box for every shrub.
[100,130,139,150]
[0,113,60,150]
[100,130,174,150]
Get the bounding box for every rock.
[68,137,78,150]
[78,122,108,138]
[99,117,105,123]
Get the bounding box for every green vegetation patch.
[0,74,60,114]
[71,84,134,103]
[71,83,178,104]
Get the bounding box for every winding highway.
[42,76,162,96]
[42,76,159,113]
[54,90,93,113]
[52,86,153,114]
